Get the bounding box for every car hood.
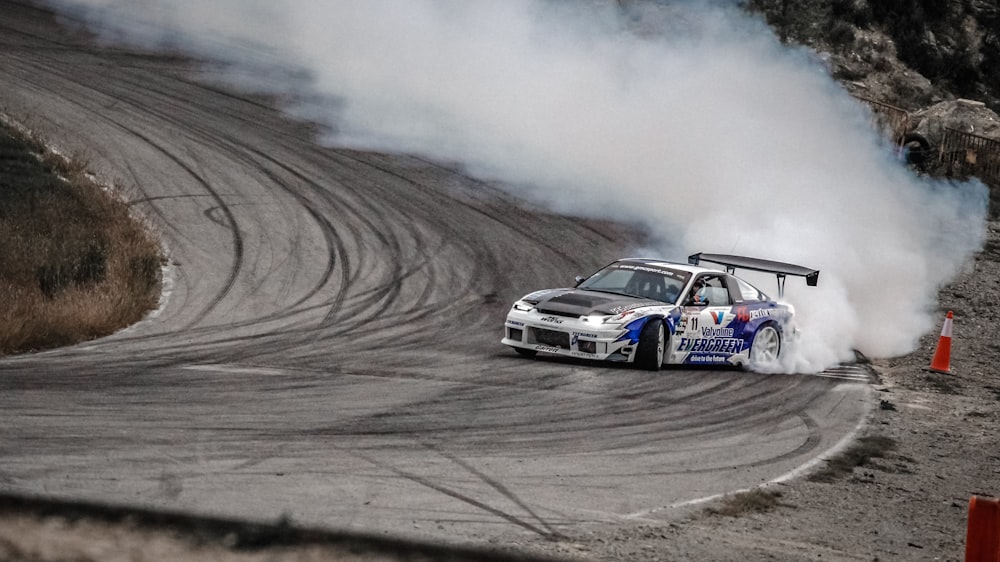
[526,289,668,317]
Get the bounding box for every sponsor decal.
[616,264,687,280]
[612,310,638,321]
[534,345,562,353]
[617,264,666,274]
[677,337,745,354]
[701,326,734,338]
[570,350,597,358]
[572,332,599,340]
[735,306,786,322]
[610,302,659,314]
[710,311,726,324]
[539,316,564,324]
[687,354,730,364]
[751,308,785,320]
[507,320,525,327]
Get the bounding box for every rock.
[910,99,1000,146]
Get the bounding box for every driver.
[689,278,707,304]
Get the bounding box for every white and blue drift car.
[502,253,819,371]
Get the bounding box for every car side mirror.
[574,276,585,287]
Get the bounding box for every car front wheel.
[636,319,665,371]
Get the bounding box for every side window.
[691,275,731,306]
[734,277,765,302]
[703,276,731,306]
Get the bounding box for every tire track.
[0,5,872,544]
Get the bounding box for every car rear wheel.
[513,347,537,358]
[749,324,781,370]
[636,319,665,371]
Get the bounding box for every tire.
[635,319,665,371]
[902,132,932,167]
[513,347,537,358]
[749,324,781,371]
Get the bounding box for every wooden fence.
[854,95,911,144]
[937,127,1000,186]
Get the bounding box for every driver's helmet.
[690,278,707,301]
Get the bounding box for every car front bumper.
[501,310,639,362]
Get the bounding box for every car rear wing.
[688,253,819,298]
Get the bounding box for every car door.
[672,274,747,364]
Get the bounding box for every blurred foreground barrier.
[965,495,1000,562]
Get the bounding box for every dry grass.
[0,121,162,355]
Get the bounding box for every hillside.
[747,0,1000,112]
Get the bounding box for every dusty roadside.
[522,220,1000,561]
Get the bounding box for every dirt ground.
[2,224,997,562]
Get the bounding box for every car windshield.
[578,263,691,304]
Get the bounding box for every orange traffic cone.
[965,495,1000,562]
[927,311,953,374]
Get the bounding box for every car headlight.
[512,301,535,312]
[582,314,625,325]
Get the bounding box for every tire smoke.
[44,0,988,372]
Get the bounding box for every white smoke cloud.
[45,0,988,372]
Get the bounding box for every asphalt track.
[0,1,871,549]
